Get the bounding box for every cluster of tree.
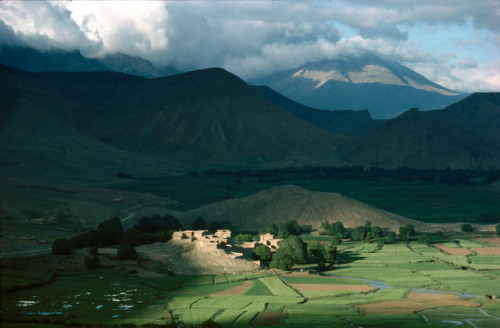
[190,217,233,232]
[477,213,500,223]
[263,235,338,271]
[116,171,133,179]
[306,240,338,270]
[84,246,100,269]
[53,214,185,259]
[134,214,182,233]
[262,220,311,238]
[201,166,500,186]
[234,233,259,242]
[70,218,124,249]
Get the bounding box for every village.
[171,229,282,254]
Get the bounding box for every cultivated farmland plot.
[1,238,499,327]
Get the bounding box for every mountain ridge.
[251,53,467,119]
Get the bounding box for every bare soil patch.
[474,237,500,245]
[251,312,286,326]
[291,284,374,292]
[435,244,471,255]
[472,247,500,255]
[212,280,253,296]
[406,292,478,307]
[356,300,433,314]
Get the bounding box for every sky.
[0,0,499,92]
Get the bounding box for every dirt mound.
[179,185,427,232]
[136,240,261,275]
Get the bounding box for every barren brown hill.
[178,185,426,232]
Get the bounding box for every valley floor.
[1,235,499,327]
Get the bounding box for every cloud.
[0,0,498,92]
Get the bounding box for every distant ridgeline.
[202,166,500,186]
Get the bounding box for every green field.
[2,237,499,327]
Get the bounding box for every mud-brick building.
[259,233,282,250]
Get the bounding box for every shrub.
[253,244,273,261]
[117,244,137,260]
[461,224,473,232]
[201,321,221,328]
[52,238,73,255]
[84,256,100,269]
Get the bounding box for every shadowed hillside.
[252,85,386,138]
[0,65,347,172]
[178,184,426,232]
[431,93,500,148]
[337,108,500,169]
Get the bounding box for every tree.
[84,255,100,269]
[89,246,99,257]
[322,245,338,264]
[399,224,415,240]
[278,235,307,264]
[496,224,500,235]
[209,220,222,232]
[307,240,323,259]
[385,232,397,243]
[364,221,372,234]
[371,226,383,237]
[117,244,137,260]
[252,244,272,261]
[364,232,372,243]
[97,218,123,245]
[331,233,343,245]
[351,226,366,242]
[192,217,207,230]
[201,321,221,328]
[52,238,73,255]
[461,224,473,232]
[269,250,295,270]
[418,234,432,244]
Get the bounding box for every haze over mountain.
[178,185,427,232]
[253,85,386,138]
[0,45,177,78]
[252,53,467,119]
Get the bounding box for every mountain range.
[252,53,467,119]
[0,45,177,78]
[1,62,499,185]
[1,46,467,119]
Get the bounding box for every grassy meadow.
[2,236,499,327]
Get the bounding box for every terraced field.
[1,237,499,327]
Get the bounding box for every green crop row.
[259,276,303,297]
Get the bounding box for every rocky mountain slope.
[252,53,466,119]
[178,185,427,232]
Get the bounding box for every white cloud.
[0,0,498,92]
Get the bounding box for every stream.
[327,274,478,298]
